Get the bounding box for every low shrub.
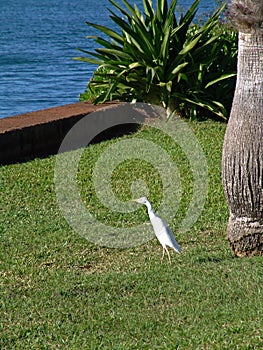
[76,0,237,120]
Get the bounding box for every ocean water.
[0,0,216,119]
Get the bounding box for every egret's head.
[132,196,149,205]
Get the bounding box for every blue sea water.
[0,0,216,119]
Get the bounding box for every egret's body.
[133,197,181,262]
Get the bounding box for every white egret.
[132,197,181,263]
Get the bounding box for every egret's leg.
[161,247,165,262]
[165,247,171,264]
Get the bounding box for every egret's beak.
[131,199,139,203]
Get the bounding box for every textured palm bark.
[222,29,263,256]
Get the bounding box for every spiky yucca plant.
[75,0,237,119]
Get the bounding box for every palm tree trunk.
[222,22,263,255]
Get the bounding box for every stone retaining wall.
[0,102,120,165]
[0,101,161,166]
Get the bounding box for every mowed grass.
[0,119,262,349]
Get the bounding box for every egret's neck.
[145,201,155,219]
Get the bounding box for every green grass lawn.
[0,119,262,349]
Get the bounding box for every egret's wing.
[163,225,182,253]
[150,215,181,253]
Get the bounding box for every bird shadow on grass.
[194,252,236,264]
